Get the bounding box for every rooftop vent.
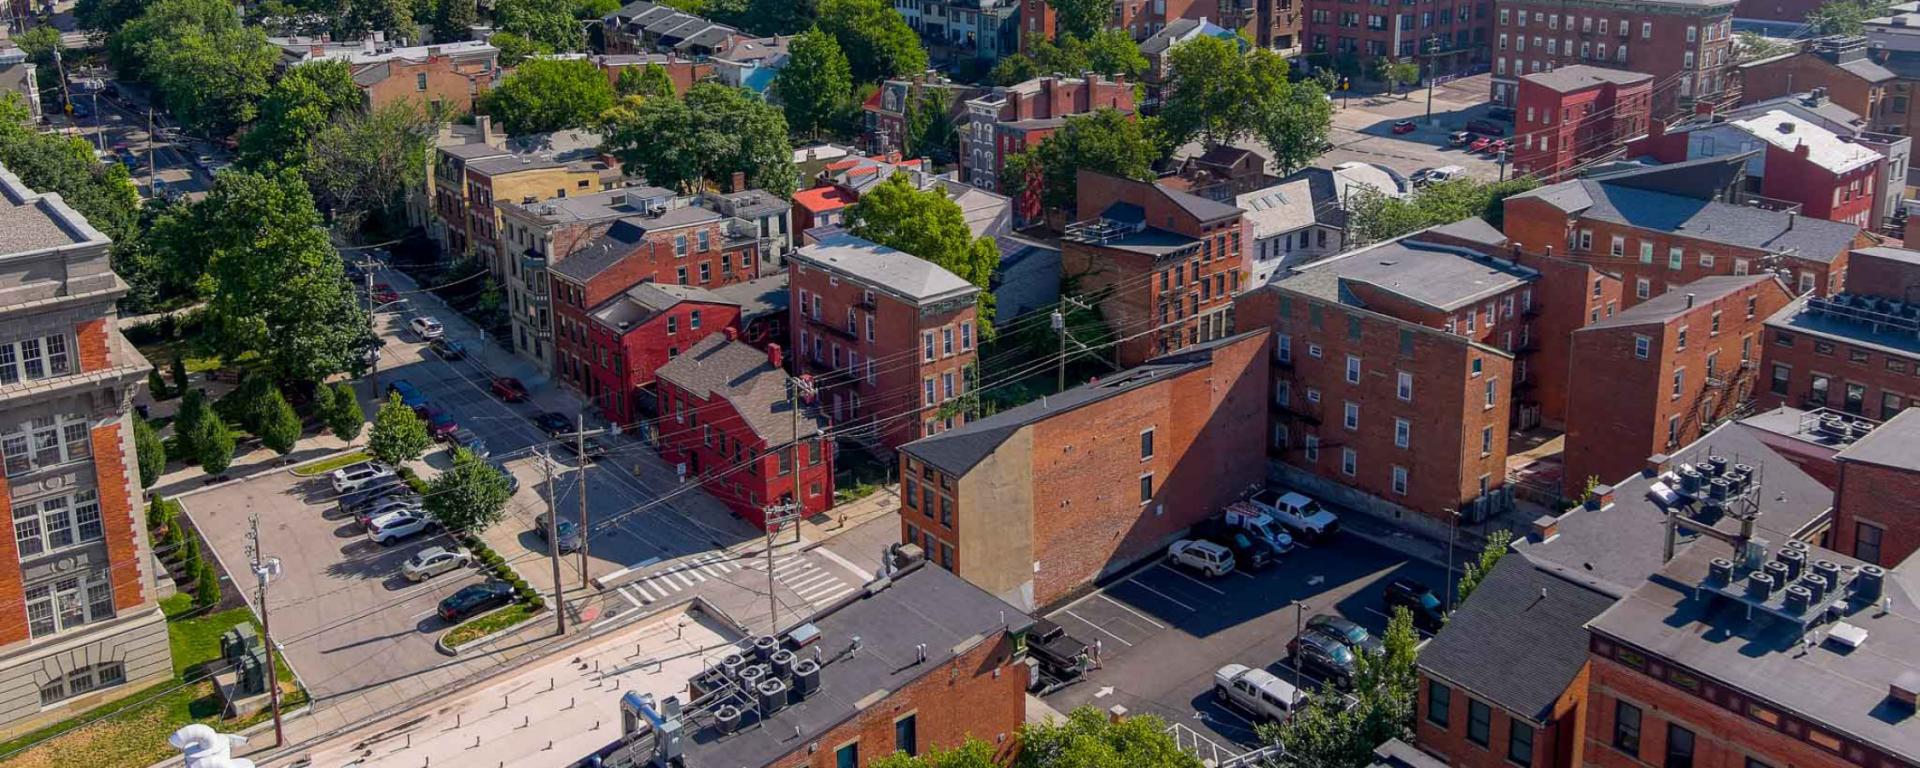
[1828,621,1868,650]
[1892,671,1920,711]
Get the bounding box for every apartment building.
[893,0,1020,64]
[1237,232,1529,525]
[959,74,1134,194]
[655,337,833,528]
[1301,0,1487,79]
[1510,66,1653,182]
[1061,170,1248,368]
[600,0,742,56]
[427,128,613,267]
[1562,274,1793,495]
[789,233,980,453]
[0,166,167,735]
[1758,246,1920,419]
[0,46,39,120]
[579,284,743,425]
[861,77,983,157]
[1488,0,1735,108]
[548,205,764,414]
[270,37,500,116]
[1828,409,1920,567]
[895,332,1268,611]
[1733,111,1885,228]
[1738,37,1894,132]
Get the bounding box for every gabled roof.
[549,206,725,283]
[1581,274,1780,330]
[589,282,729,330]
[1418,558,1617,722]
[1511,176,1861,263]
[655,336,827,445]
[791,232,977,305]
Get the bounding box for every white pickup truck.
[1248,489,1342,541]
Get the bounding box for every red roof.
[824,158,862,173]
[793,185,855,214]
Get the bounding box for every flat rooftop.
[1280,235,1535,312]
[0,164,106,257]
[1835,407,1920,471]
[1521,64,1652,93]
[791,232,977,304]
[296,605,741,767]
[1765,294,1920,359]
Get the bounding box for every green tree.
[990,53,1039,85]
[616,63,678,98]
[76,0,148,32]
[1017,706,1203,768]
[817,0,927,82]
[772,27,854,139]
[259,389,303,456]
[1736,31,1793,63]
[193,558,222,607]
[147,369,173,401]
[1246,48,1332,175]
[847,174,1001,336]
[488,31,554,66]
[0,95,148,298]
[604,82,797,195]
[326,382,367,442]
[305,102,435,234]
[222,372,278,434]
[135,417,168,487]
[240,61,362,170]
[1373,58,1420,96]
[1262,608,1421,768]
[174,388,209,459]
[1345,177,1539,245]
[193,413,236,475]
[113,0,279,136]
[171,357,191,396]
[369,391,432,465]
[1159,35,1249,148]
[494,0,586,52]
[482,58,616,134]
[430,0,478,40]
[1455,529,1514,606]
[745,0,816,34]
[1045,0,1111,42]
[869,739,997,768]
[424,447,514,533]
[1004,108,1155,214]
[333,0,420,42]
[1082,29,1148,81]
[1810,0,1891,35]
[902,87,956,163]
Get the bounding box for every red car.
[371,283,399,303]
[1391,120,1417,135]
[424,407,459,441]
[1486,139,1510,155]
[1469,136,1492,152]
[490,376,528,403]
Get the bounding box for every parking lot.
[1040,532,1450,752]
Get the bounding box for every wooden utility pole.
[542,452,566,635]
[246,513,285,747]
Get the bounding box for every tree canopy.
[369,391,432,465]
[111,0,279,136]
[494,0,587,52]
[305,101,435,235]
[772,27,854,139]
[1263,608,1421,768]
[616,63,678,98]
[744,0,817,35]
[1045,0,1112,42]
[1810,0,1891,34]
[241,61,363,170]
[604,82,797,196]
[1003,108,1156,215]
[1345,177,1539,245]
[847,174,1000,336]
[1159,39,1331,169]
[1456,529,1514,606]
[817,0,928,82]
[425,447,515,533]
[482,57,616,134]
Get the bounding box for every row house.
[427,128,611,267]
[0,166,168,736]
[1488,0,1735,109]
[580,53,711,96]
[894,331,1269,611]
[547,205,763,417]
[1510,66,1652,182]
[1301,0,1487,83]
[1237,231,1530,526]
[654,337,833,529]
[1062,170,1249,368]
[579,283,743,426]
[270,37,500,116]
[1864,11,1920,140]
[1731,110,1885,229]
[600,0,742,57]
[1738,37,1896,133]
[893,0,1020,64]
[1758,246,1920,420]
[1139,18,1244,112]
[789,233,980,454]
[861,77,983,157]
[1829,408,1920,567]
[1562,274,1793,495]
[959,74,1135,194]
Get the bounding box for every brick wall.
[91,421,147,612]
[1585,652,1875,768]
[1757,322,1920,418]
[1739,54,1885,127]
[0,474,19,646]
[1507,246,1621,429]
[1492,4,1734,109]
[76,317,110,372]
[767,629,1024,768]
[363,55,494,116]
[1829,459,1920,567]
[1417,666,1589,768]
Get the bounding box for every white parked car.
[367,509,436,545]
[1215,664,1308,723]
[330,461,395,494]
[402,546,472,581]
[1169,539,1236,577]
[1249,489,1341,541]
[409,316,444,340]
[357,497,423,526]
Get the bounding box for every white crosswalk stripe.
[741,553,855,606]
[626,551,857,606]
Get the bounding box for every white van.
[1214,664,1308,723]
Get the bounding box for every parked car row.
[1167,488,1341,581]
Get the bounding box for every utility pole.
[541,451,566,635]
[576,411,590,581]
[245,514,285,747]
[145,107,155,196]
[1424,36,1440,124]
[784,375,817,544]
[1497,148,1509,182]
[1052,310,1067,392]
[1291,601,1306,694]
[760,503,801,632]
[1443,508,1460,613]
[356,254,384,396]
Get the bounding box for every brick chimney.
[767,342,783,369]
[1646,453,1673,476]
[731,171,747,193]
[1585,483,1615,510]
[1531,514,1560,543]
[725,326,739,342]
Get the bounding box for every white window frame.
[0,334,74,386]
[1394,417,1410,449]
[2,415,93,477]
[1397,371,1413,401]
[1344,401,1360,430]
[1346,355,1362,384]
[24,570,115,640]
[1340,447,1357,476]
[1391,465,1409,495]
[13,488,101,559]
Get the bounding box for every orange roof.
[824,158,862,172]
[793,185,855,213]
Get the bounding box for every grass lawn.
[0,594,307,768]
[291,450,370,477]
[443,602,540,648]
[138,337,225,375]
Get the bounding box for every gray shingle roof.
[1426,216,1508,248]
[791,233,977,304]
[1418,558,1617,722]
[1511,178,1860,263]
[1521,64,1652,93]
[1280,235,1536,312]
[1581,274,1779,330]
[589,282,728,329]
[655,335,827,445]
[706,273,789,321]
[1835,408,1920,471]
[549,207,725,283]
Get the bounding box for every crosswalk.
[612,551,857,607]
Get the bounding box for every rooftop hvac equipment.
[792,658,822,698]
[1854,564,1887,602]
[1777,547,1805,582]
[714,704,742,735]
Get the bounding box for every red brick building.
[1562,274,1793,495]
[1237,230,1530,524]
[579,283,743,425]
[1736,38,1895,132]
[861,78,981,157]
[896,331,1268,611]
[655,337,834,528]
[548,206,763,417]
[1301,0,1487,80]
[275,38,500,117]
[1016,0,1054,53]
[1488,0,1735,108]
[1828,409,1920,567]
[1728,110,1885,229]
[959,75,1134,194]
[1511,66,1653,182]
[1062,170,1248,368]
[0,166,169,735]
[789,233,980,454]
[1757,246,1920,419]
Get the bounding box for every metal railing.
[1162,722,1286,768]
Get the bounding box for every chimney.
[767,343,783,369]
[725,326,739,342]
[477,115,503,148]
[1531,514,1561,543]
[1685,292,1696,308]
[731,171,746,193]
[1893,672,1920,712]
[1787,211,1796,230]
[1645,453,1673,476]
[1585,483,1615,510]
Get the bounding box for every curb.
[435,603,547,656]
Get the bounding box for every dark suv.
[1192,519,1278,569]
[1384,577,1446,631]
[437,581,516,622]
[1305,613,1385,657]
[1287,628,1358,689]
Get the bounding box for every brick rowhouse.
[1731,111,1884,229]
[655,336,834,528]
[579,284,744,425]
[1062,170,1248,369]
[789,232,979,455]
[1237,229,1528,524]
[1737,37,1894,132]
[1488,0,1735,109]
[1828,409,1920,567]
[959,74,1134,195]
[895,331,1268,612]
[1510,66,1652,182]
[0,165,169,737]
[1301,0,1488,82]
[1562,274,1793,495]
[1757,246,1920,419]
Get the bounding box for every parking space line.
[1157,564,1228,595]
[787,571,836,591]
[1117,579,1196,612]
[796,581,847,601]
[1061,610,1134,647]
[1098,594,1166,629]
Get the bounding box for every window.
[1676,325,1688,350]
[1397,371,1413,401]
[923,331,935,361]
[1340,447,1356,476]
[923,378,935,406]
[1699,252,1714,268]
[1666,725,1695,768]
[1346,355,1362,383]
[13,489,101,558]
[0,334,74,385]
[1308,343,1323,358]
[1856,521,1884,563]
[1668,247,1683,270]
[1139,473,1154,503]
[1610,235,1624,257]
[1276,334,1292,363]
[1639,242,1653,264]
[1642,20,1652,38]
[835,742,859,768]
[1394,418,1410,448]
[2,415,93,477]
[1344,402,1359,430]
[1392,465,1408,495]
[1636,278,1650,300]
[674,234,688,257]
[1304,434,1320,461]
[37,661,125,706]
[1613,701,1642,756]
[1481,426,1494,455]
[1634,335,1651,360]
[1140,428,1155,460]
[25,571,114,639]
[895,714,918,756]
[1486,379,1498,408]
[960,322,973,351]
[1672,369,1685,398]
[1508,721,1535,766]
[1467,698,1491,746]
[942,327,955,356]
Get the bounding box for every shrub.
[194,415,236,475]
[258,389,302,456]
[134,417,167,487]
[193,559,222,608]
[165,516,186,550]
[325,382,365,442]
[174,389,208,460]
[180,534,202,572]
[146,369,172,400]
[169,356,189,395]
